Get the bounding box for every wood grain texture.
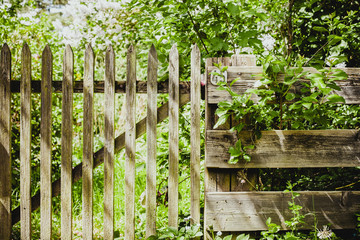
[20,43,32,240]
[82,44,94,240]
[10,80,192,94]
[206,129,360,168]
[11,93,191,226]
[125,44,136,240]
[168,44,179,228]
[190,44,201,225]
[40,44,53,240]
[0,43,12,239]
[104,44,115,240]
[207,66,360,104]
[205,191,360,231]
[146,44,158,238]
[61,45,74,240]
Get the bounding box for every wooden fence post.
[104,44,115,240]
[83,44,95,240]
[146,44,158,238]
[0,43,12,239]
[40,44,53,240]
[20,43,32,240]
[190,44,201,225]
[125,44,136,240]
[61,44,74,240]
[168,44,179,228]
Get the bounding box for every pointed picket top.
[22,42,31,56]
[85,43,94,60]
[63,44,73,61]
[1,43,11,66]
[148,44,158,63]
[128,44,135,55]
[106,44,114,55]
[1,43,10,54]
[42,44,52,58]
[191,43,200,56]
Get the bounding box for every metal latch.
[210,69,227,86]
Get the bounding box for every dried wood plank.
[168,44,179,228]
[190,44,201,225]
[82,44,94,240]
[11,93,191,226]
[206,129,360,168]
[0,43,12,239]
[20,43,32,240]
[104,45,115,240]
[207,66,360,104]
[146,45,158,238]
[10,80,192,94]
[205,191,360,231]
[61,45,74,240]
[125,44,136,240]
[40,45,53,240]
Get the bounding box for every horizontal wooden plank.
[206,129,360,168]
[10,80,191,94]
[207,66,360,104]
[205,191,360,231]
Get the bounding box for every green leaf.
[214,114,229,129]
[302,102,312,109]
[285,93,296,101]
[223,235,233,240]
[313,26,328,32]
[236,234,250,240]
[327,94,345,103]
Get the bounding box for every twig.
[185,9,209,54]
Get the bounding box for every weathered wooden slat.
[40,45,53,240]
[207,66,360,104]
[146,44,158,238]
[190,44,201,225]
[104,45,115,240]
[20,43,32,240]
[83,44,94,240]
[168,44,179,228]
[206,129,360,168]
[61,45,74,240]
[11,93,191,225]
[10,80,191,93]
[125,44,136,240]
[0,43,12,239]
[205,191,360,231]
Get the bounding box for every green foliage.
[148,224,203,240]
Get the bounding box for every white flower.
[335,62,346,68]
[260,34,276,51]
[184,216,192,221]
[216,231,222,236]
[317,225,333,239]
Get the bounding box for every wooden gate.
[204,55,360,238]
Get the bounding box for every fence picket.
[20,43,32,240]
[61,45,74,240]
[146,44,158,237]
[40,44,53,239]
[104,44,115,240]
[125,44,136,240]
[190,44,201,225]
[83,44,95,240]
[0,43,12,239]
[168,44,179,228]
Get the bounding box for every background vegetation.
[1,0,360,239]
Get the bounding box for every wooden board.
[61,45,74,240]
[206,129,360,168]
[82,44,94,240]
[0,43,12,239]
[125,44,136,240]
[207,66,360,104]
[104,44,115,240]
[20,43,32,240]
[146,44,158,238]
[205,191,360,231]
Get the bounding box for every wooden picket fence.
[0,43,201,239]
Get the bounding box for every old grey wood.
[83,44,95,240]
[190,44,201,225]
[61,45,74,240]
[205,191,360,231]
[20,43,32,240]
[146,44,158,238]
[207,66,360,104]
[126,44,136,240]
[40,45,53,240]
[206,129,360,168]
[0,43,12,239]
[104,44,115,240]
[168,44,179,228]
